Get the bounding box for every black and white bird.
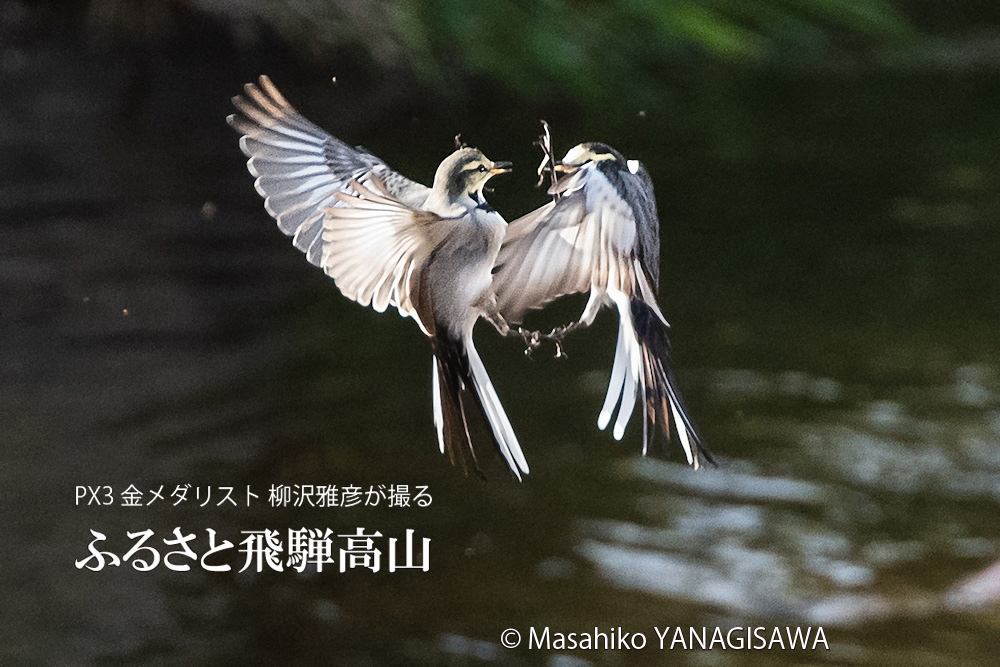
[228,76,529,480]
[494,140,713,469]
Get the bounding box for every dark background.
[3,1,1000,665]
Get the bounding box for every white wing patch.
[319,180,437,326]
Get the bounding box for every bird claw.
[508,319,582,358]
[544,322,584,358]
[517,327,543,357]
[510,324,577,359]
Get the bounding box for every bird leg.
[544,320,583,342]
[486,320,544,358]
[484,310,544,359]
[540,320,585,358]
[483,281,584,357]
[516,327,543,357]
[483,310,511,337]
[481,295,545,356]
[491,317,545,359]
[504,320,584,359]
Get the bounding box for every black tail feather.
[631,300,715,467]
[432,334,494,481]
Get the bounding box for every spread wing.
[320,179,455,329]
[493,164,646,325]
[228,75,431,267]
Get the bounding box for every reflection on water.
[3,22,1000,667]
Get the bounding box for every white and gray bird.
[228,76,529,480]
[494,140,713,468]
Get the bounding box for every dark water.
[4,22,1000,667]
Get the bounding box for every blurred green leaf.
[655,2,769,60]
[209,0,920,106]
[785,0,915,37]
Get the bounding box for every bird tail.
[597,294,713,469]
[431,332,529,481]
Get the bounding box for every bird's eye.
[477,165,487,172]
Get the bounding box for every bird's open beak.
[489,161,513,175]
[553,162,581,174]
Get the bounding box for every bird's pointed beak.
[553,162,582,174]
[489,161,513,175]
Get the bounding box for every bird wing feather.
[228,75,431,267]
[493,165,640,324]
[320,179,454,328]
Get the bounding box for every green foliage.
[438,1,912,106]
[257,0,916,106]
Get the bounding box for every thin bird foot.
[544,321,582,343]
[484,310,511,337]
[518,322,581,359]
[517,327,543,357]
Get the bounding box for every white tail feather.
[598,323,628,430]
[669,394,696,468]
[614,325,641,440]
[464,334,530,480]
[638,359,649,456]
[600,291,641,440]
[431,358,445,454]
